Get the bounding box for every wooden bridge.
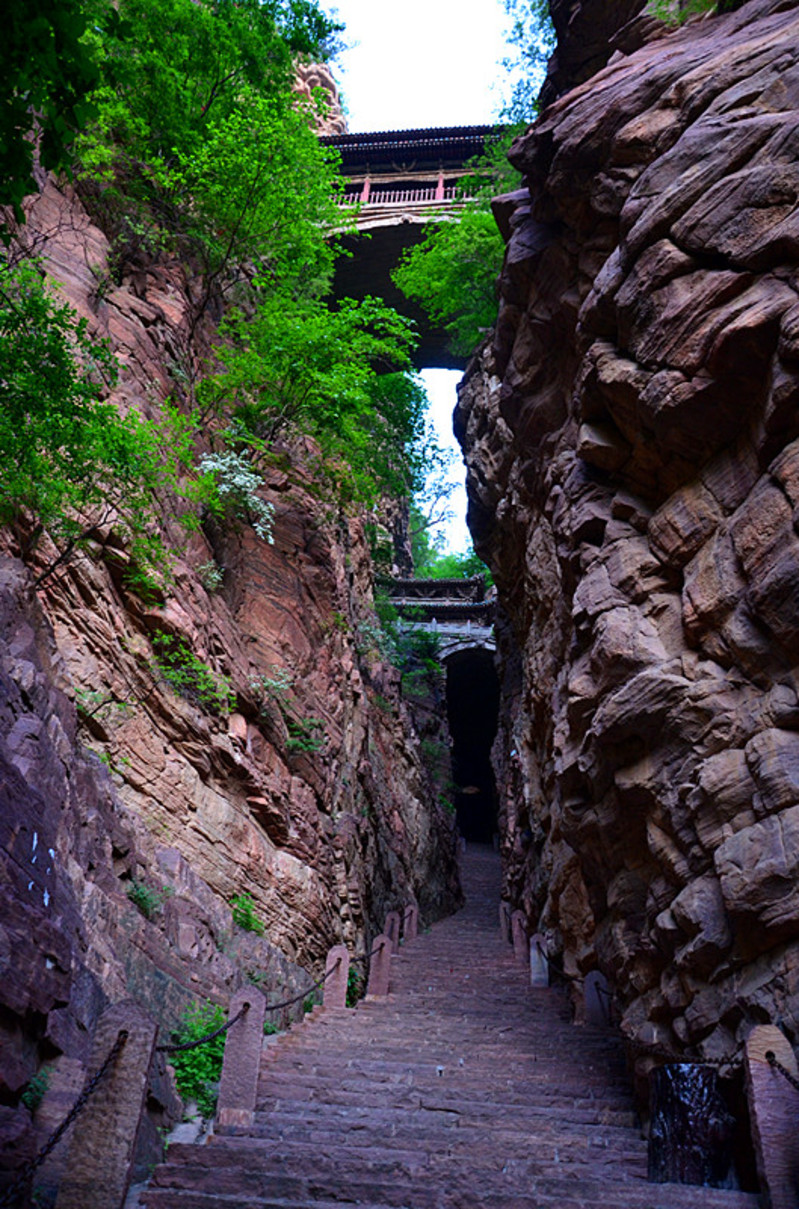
[322,126,498,369]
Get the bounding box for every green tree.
[77,0,345,314]
[0,258,194,583]
[393,207,505,358]
[0,0,108,226]
[200,294,432,505]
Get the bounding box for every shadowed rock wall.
[0,182,460,1181]
[458,0,799,1091]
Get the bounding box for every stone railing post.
[499,900,511,945]
[217,988,266,1131]
[583,970,610,1026]
[402,904,419,943]
[745,1024,799,1209]
[55,1000,157,1209]
[367,935,392,997]
[385,910,401,955]
[511,909,528,966]
[322,944,350,1009]
[529,933,548,987]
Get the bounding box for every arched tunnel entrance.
[444,647,500,843]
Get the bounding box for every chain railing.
[0,1029,129,1208]
[0,926,407,1209]
[766,1049,799,1092]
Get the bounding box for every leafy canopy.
[0,259,194,580]
[201,294,432,505]
[0,0,105,225]
[77,0,345,305]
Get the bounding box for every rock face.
[0,182,459,1189]
[458,0,799,1092]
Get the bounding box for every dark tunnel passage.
[445,647,500,843]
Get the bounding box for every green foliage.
[0,260,168,573]
[249,668,294,712]
[346,967,364,1007]
[285,717,325,754]
[500,0,556,122]
[196,560,224,593]
[200,294,430,506]
[0,0,106,225]
[416,545,494,587]
[197,450,274,541]
[21,1065,52,1113]
[393,207,504,358]
[231,892,265,935]
[393,2,554,359]
[77,0,344,309]
[151,633,235,715]
[646,0,717,23]
[127,879,171,918]
[167,1001,226,1118]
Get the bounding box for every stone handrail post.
[385,910,401,954]
[745,1024,799,1209]
[216,988,266,1131]
[582,970,610,1025]
[402,904,419,943]
[322,944,350,1009]
[367,935,392,997]
[499,900,511,945]
[55,1001,157,1209]
[529,933,548,987]
[511,909,528,966]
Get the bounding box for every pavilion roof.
[321,125,501,172]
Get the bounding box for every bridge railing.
[337,185,463,207]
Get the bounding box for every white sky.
[328,0,510,554]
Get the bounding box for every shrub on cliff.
[199,294,433,506]
[77,0,345,315]
[0,258,194,583]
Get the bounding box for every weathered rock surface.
[459,0,799,1094]
[0,182,459,1192]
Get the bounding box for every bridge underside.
[331,222,466,372]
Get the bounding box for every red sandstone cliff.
[0,181,460,1180]
[458,0,799,1092]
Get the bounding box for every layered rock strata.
[458,0,799,1091]
[0,182,459,1183]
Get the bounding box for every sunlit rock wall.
[0,181,459,1175]
[458,0,799,1089]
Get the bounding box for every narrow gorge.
[2,0,799,1203]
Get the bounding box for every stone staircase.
[142,849,761,1209]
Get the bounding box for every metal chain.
[0,1030,128,1209]
[156,1002,250,1054]
[535,940,579,985]
[766,1050,799,1092]
[260,958,341,1015]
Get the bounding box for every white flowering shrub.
[198,451,274,542]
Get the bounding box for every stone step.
[143,850,760,1209]
[254,1086,638,1128]
[246,1102,638,1136]
[143,1145,760,1209]
[237,1113,649,1159]
[257,1068,635,1103]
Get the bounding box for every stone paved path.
[143,848,760,1209]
